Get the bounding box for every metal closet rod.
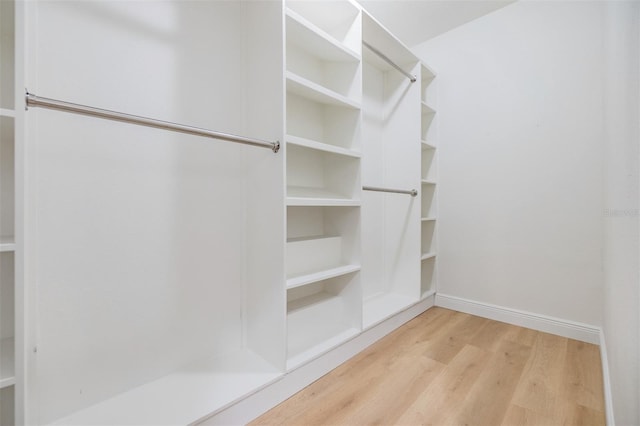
[25,91,280,153]
[362,41,416,83]
[363,186,418,197]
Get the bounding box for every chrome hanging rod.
[362,41,416,83]
[25,91,280,153]
[363,186,418,197]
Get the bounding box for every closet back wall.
[413,1,604,326]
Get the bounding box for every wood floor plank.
[563,339,605,412]
[420,313,489,364]
[395,344,493,425]
[511,332,569,413]
[449,339,532,426]
[251,308,606,426]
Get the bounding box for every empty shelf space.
[421,140,436,150]
[421,256,437,297]
[363,292,417,329]
[287,71,360,109]
[286,135,361,158]
[286,0,360,52]
[287,264,361,289]
[421,102,436,115]
[49,349,281,425]
[287,291,359,369]
[286,143,360,204]
[0,337,14,389]
[0,236,15,252]
[287,273,360,369]
[286,9,360,63]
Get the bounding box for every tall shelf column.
[284,0,363,370]
[420,64,438,297]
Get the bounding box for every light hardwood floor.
[251,307,605,426]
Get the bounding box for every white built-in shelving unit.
[0,0,17,424]
[7,1,438,424]
[420,64,438,297]
[285,0,363,369]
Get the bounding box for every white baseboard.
[435,293,600,344]
[198,295,435,425]
[599,329,616,426]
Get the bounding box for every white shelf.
[421,252,437,260]
[0,337,15,389]
[49,349,281,426]
[421,140,436,150]
[363,292,417,329]
[286,135,361,158]
[0,109,15,118]
[287,197,360,208]
[421,217,437,222]
[287,291,359,369]
[286,71,360,110]
[286,9,360,63]
[421,179,436,185]
[287,264,360,289]
[0,236,15,252]
[421,101,436,115]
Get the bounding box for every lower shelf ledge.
[0,337,15,389]
[48,350,281,426]
[286,327,360,370]
[363,293,419,329]
[286,264,360,289]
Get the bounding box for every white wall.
[413,1,604,326]
[602,2,640,425]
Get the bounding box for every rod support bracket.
[272,141,280,153]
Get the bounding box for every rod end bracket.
[272,141,281,153]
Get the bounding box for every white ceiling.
[357,0,515,47]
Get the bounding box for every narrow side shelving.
[420,63,437,298]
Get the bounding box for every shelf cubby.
[287,92,361,153]
[422,148,436,182]
[286,0,361,55]
[421,106,437,142]
[421,64,436,106]
[286,11,360,103]
[422,140,437,150]
[421,183,437,219]
[421,256,436,298]
[287,71,360,110]
[421,220,436,256]
[287,274,361,369]
[0,116,14,242]
[286,143,360,205]
[287,205,360,287]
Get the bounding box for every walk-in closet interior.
[2,0,639,424]
[1,0,439,424]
